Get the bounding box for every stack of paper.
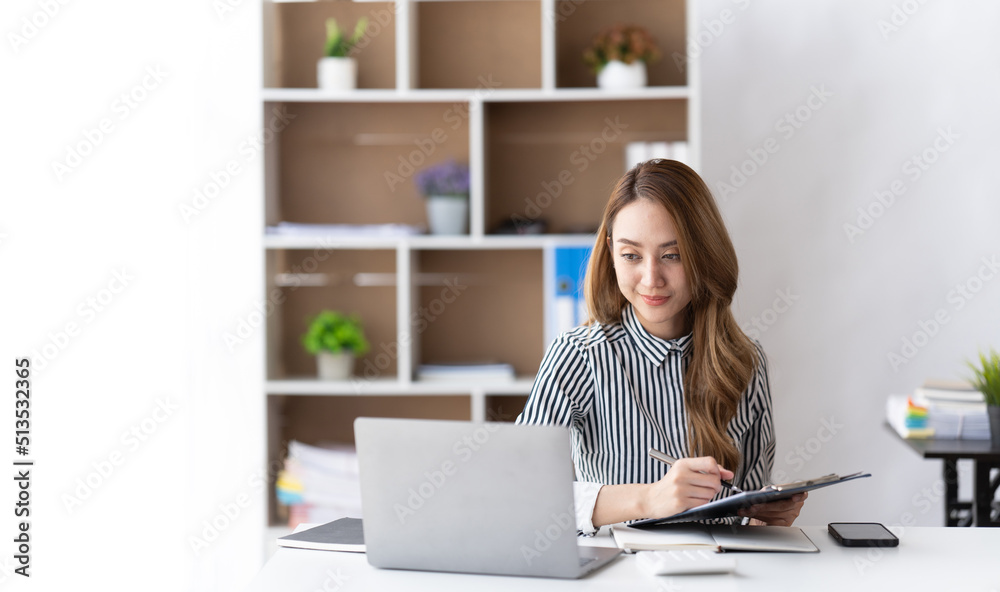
[276,441,362,528]
[886,380,989,440]
[267,222,424,238]
[921,399,990,440]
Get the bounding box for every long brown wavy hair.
[583,159,757,470]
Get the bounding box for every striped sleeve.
[736,342,776,492]
[515,332,594,429]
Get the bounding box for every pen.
[648,448,744,494]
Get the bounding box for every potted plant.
[317,16,368,91]
[583,24,661,90]
[414,160,470,235]
[968,348,1000,448]
[301,310,370,380]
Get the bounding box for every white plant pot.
[316,351,355,380]
[317,57,357,91]
[426,195,469,235]
[597,60,647,90]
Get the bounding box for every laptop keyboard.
[579,556,596,567]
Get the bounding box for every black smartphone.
[828,522,899,547]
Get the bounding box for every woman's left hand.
[737,492,807,526]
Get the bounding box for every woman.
[516,159,805,533]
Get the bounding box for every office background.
[3,1,998,590]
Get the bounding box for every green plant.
[967,348,1000,406]
[324,17,369,58]
[301,310,370,356]
[583,23,661,74]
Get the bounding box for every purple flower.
[414,160,470,197]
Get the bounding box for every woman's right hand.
[641,456,734,519]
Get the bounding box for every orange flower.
[582,24,660,73]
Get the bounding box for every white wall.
[3,0,263,590]
[699,0,1000,527]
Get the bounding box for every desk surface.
[886,422,1000,461]
[895,436,1000,461]
[246,526,1000,592]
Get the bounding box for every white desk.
[246,526,1000,591]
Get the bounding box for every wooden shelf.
[261,86,691,103]
[263,234,596,250]
[266,377,535,396]
[259,0,696,548]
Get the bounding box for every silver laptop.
[354,417,621,579]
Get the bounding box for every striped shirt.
[516,303,775,532]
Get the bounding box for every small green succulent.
[324,17,369,58]
[301,310,370,356]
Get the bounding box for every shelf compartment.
[416,1,542,89]
[270,248,397,381]
[266,393,471,526]
[485,394,530,423]
[483,98,687,234]
[555,0,687,89]
[265,1,396,89]
[415,249,544,378]
[272,393,471,447]
[268,101,470,227]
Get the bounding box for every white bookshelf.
[260,0,699,529]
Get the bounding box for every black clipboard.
[631,472,871,528]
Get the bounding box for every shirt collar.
[621,304,692,366]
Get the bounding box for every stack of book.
[276,440,362,528]
[886,379,988,440]
[416,361,515,382]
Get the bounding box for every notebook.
[276,517,365,552]
[612,523,819,553]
